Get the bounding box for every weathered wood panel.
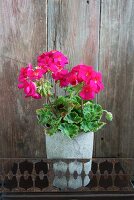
[47,0,100,68]
[0,0,47,157]
[96,0,134,157]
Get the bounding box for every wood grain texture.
[0,0,47,157]
[0,0,47,63]
[47,0,100,68]
[95,0,134,157]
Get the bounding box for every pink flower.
[18,81,41,99]
[66,65,94,87]
[90,71,104,93]
[72,65,93,83]
[79,84,95,100]
[18,64,45,99]
[18,64,45,83]
[52,69,69,87]
[70,65,104,99]
[18,64,33,82]
[23,81,36,97]
[79,71,104,100]
[37,50,69,73]
[32,93,41,99]
[67,71,78,85]
[29,68,45,80]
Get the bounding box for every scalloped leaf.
[53,96,74,115]
[69,95,81,109]
[58,123,79,138]
[80,120,106,132]
[36,105,62,130]
[36,107,53,125]
[83,102,103,122]
[64,112,82,124]
[46,126,58,136]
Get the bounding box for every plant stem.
[81,99,84,110]
[47,96,57,116]
[54,82,57,99]
[103,110,108,113]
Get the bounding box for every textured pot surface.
[46,132,94,159]
[46,132,94,189]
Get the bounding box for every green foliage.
[81,120,106,132]
[36,105,62,135]
[37,80,52,97]
[36,86,113,138]
[53,96,74,117]
[64,112,82,124]
[80,102,105,133]
[46,117,62,136]
[66,84,83,96]
[83,102,103,122]
[36,105,53,125]
[69,96,81,108]
[59,123,79,138]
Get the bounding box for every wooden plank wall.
[0,0,134,158]
[0,0,47,157]
[96,0,134,158]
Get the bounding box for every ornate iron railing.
[0,158,134,192]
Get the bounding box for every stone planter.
[46,132,94,189]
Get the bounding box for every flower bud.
[106,112,113,121]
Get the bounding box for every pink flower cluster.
[18,50,68,99]
[37,50,68,73]
[52,64,104,100]
[18,50,104,100]
[18,64,44,99]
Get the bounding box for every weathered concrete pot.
[46,132,94,189]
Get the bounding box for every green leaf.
[65,86,75,93]
[46,126,58,136]
[69,95,81,109]
[51,117,62,126]
[83,102,103,122]
[64,112,82,124]
[36,105,62,130]
[58,123,79,138]
[80,120,91,132]
[83,102,94,116]
[91,121,106,132]
[65,84,83,96]
[80,120,106,132]
[36,106,53,125]
[53,96,74,116]
[72,83,83,94]
[96,122,106,131]
[94,104,103,112]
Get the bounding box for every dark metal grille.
[0,158,134,192]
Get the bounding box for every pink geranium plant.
[18,50,112,138]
